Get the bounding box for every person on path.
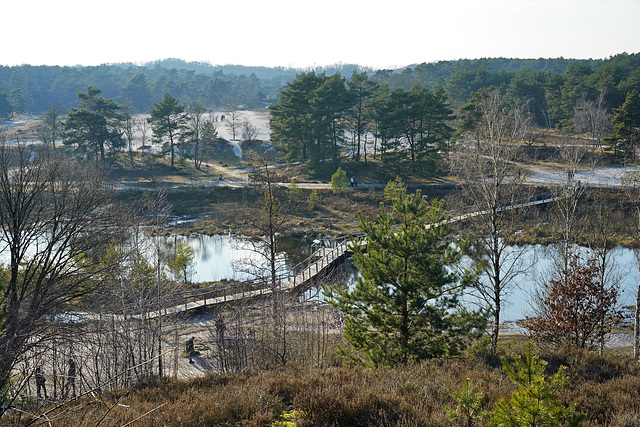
[64,358,76,398]
[186,336,195,364]
[35,367,47,399]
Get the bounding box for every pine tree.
[326,178,485,366]
[62,86,123,165]
[611,89,640,159]
[148,93,188,168]
[490,342,583,427]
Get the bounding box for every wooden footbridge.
[134,191,559,319]
[138,242,351,319]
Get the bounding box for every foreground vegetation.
[7,338,640,426]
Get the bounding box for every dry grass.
[8,344,640,426]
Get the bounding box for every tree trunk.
[491,297,501,355]
[635,279,640,360]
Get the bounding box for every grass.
[9,341,640,426]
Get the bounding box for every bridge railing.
[119,192,560,317]
[286,232,370,289]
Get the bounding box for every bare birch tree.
[620,169,640,359]
[573,90,610,154]
[241,119,258,142]
[552,135,593,276]
[451,88,533,354]
[186,101,208,169]
[38,105,64,149]
[224,101,242,141]
[121,100,137,166]
[238,159,292,364]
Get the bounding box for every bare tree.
[237,159,292,364]
[199,119,218,166]
[137,114,151,148]
[120,100,138,166]
[225,101,242,141]
[241,118,258,142]
[0,142,113,412]
[186,101,207,169]
[451,88,533,354]
[552,135,593,276]
[573,90,610,154]
[38,105,64,149]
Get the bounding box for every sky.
[3,0,640,69]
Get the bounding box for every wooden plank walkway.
[134,193,561,319]
[141,245,351,319]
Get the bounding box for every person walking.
[186,336,195,364]
[64,358,76,398]
[35,367,47,399]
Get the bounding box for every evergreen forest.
[1,53,638,122]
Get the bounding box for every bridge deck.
[134,194,560,319]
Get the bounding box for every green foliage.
[307,189,321,210]
[326,178,486,367]
[285,179,302,203]
[308,74,352,164]
[447,378,487,427]
[121,72,153,112]
[377,84,454,176]
[168,240,195,284]
[489,342,583,427]
[330,167,349,194]
[0,86,11,119]
[269,71,325,163]
[62,86,123,164]
[149,93,188,168]
[611,89,640,159]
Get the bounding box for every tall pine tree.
[62,86,123,165]
[148,93,188,168]
[326,178,485,366]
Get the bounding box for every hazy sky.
[4,0,639,69]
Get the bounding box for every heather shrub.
[7,349,640,426]
[608,408,640,427]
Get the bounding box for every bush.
[286,179,303,203]
[307,189,321,210]
[331,167,349,194]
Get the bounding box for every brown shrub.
[8,350,640,426]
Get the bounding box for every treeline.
[0,53,639,120]
[269,52,640,177]
[0,60,377,116]
[270,71,454,176]
[0,63,281,115]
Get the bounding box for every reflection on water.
[164,237,639,321]
[161,234,315,283]
[467,244,639,322]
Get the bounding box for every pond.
[160,233,316,282]
[173,234,639,322]
[470,244,639,322]
[3,232,635,323]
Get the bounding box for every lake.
[172,234,640,322]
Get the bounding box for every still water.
[162,233,315,282]
[174,235,640,322]
[470,244,639,322]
